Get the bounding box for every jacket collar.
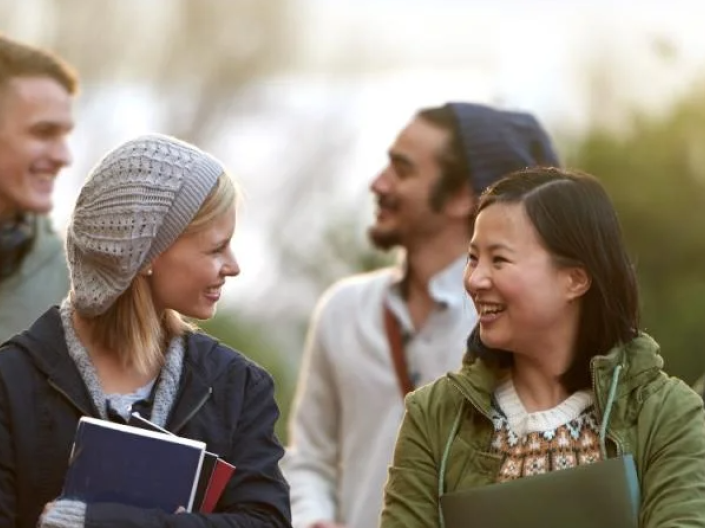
[448,332,664,420]
[167,332,220,434]
[588,333,663,424]
[7,307,98,416]
[5,307,226,433]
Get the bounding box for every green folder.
[440,455,639,528]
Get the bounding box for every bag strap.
[383,304,414,397]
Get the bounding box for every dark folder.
[440,455,639,528]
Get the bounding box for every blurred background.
[3,0,705,440]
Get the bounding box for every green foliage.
[567,86,705,382]
[198,310,296,443]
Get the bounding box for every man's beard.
[369,194,403,251]
[367,225,401,251]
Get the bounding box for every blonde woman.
[0,135,291,528]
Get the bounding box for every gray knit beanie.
[66,133,225,317]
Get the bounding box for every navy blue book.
[62,417,206,513]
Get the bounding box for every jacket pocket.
[443,435,500,492]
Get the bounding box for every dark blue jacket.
[0,307,291,528]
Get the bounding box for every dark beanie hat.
[447,102,559,195]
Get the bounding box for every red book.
[200,457,236,513]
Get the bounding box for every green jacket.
[691,374,705,398]
[380,334,705,528]
[0,216,69,343]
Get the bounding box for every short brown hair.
[416,105,469,211]
[0,34,78,94]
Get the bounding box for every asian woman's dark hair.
[467,166,639,392]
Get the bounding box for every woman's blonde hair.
[85,172,237,375]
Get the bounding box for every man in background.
[0,34,77,342]
[283,102,560,528]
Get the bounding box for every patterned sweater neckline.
[494,377,594,437]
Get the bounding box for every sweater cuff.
[40,499,87,528]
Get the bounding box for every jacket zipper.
[171,386,213,434]
[48,378,94,417]
[448,378,493,421]
[590,361,623,456]
[50,377,214,434]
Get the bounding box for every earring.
[146,269,153,277]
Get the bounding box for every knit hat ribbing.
[66,134,224,317]
[447,102,559,195]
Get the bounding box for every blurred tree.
[279,212,394,288]
[0,0,295,145]
[568,82,705,383]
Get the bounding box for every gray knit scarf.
[59,299,184,427]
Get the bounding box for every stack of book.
[61,414,236,513]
